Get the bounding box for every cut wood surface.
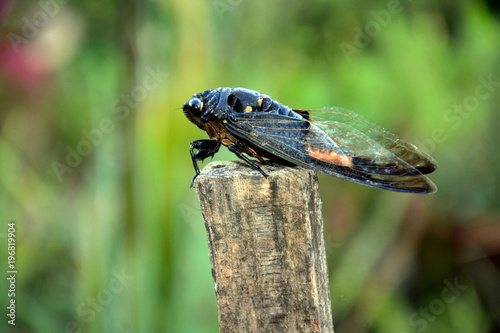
[195,161,334,333]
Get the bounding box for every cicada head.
[183,88,231,129]
[183,95,205,130]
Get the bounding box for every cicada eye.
[187,98,202,114]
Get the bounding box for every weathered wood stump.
[194,161,334,332]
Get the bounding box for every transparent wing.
[224,108,437,194]
[307,107,437,175]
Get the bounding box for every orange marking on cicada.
[307,148,353,167]
[221,138,234,146]
[241,146,265,162]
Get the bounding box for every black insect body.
[182,87,437,194]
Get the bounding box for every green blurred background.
[1,0,500,332]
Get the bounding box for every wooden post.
[195,161,334,333]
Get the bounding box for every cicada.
[182,87,437,194]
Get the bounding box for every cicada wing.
[307,107,438,175]
[224,110,437,194]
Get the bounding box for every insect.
[182,87,437,194]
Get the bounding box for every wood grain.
[195,161,334,333]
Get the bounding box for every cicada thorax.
[204,119,238,147]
